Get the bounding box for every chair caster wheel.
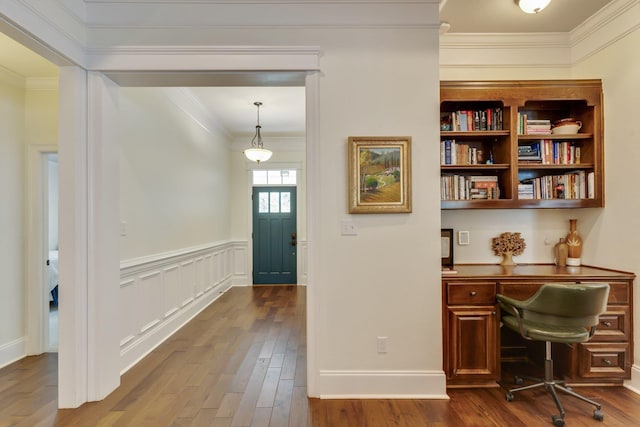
[505,392,515,402]
[564,385,573,392]
[552,415,565,426]
[593,409,604,421]
[514,376,524,385]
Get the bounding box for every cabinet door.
[446,306,499,382]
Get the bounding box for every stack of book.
[518,143,542,163]
[517,114,552,135]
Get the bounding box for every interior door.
[252,186,297,285]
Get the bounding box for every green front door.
[252,186,297,284]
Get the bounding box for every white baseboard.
[624,364,640,395]
[317,370,449,399]
[0,337,26,369]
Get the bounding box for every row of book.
[518,171,595,200]
[518,115,552,135]
[440,140,487,165]
[441,175,500,201]
[441,108,504,132]
[518,140,582,165]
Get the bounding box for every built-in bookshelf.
[440,80,604,209]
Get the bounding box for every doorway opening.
[45,153,59,352]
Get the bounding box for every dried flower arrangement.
[492,232,526,265]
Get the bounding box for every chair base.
[504,342,604,426]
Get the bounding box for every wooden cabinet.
[444,282,499,387]
[440,80,603,209]
[442,264,635,387]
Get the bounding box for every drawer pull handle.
[470,291,477,297]
[604,359,612,366]
[492,311,496,316]
[602,321,612,327]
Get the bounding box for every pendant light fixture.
[243,101,273,163]
[516,0,551,14]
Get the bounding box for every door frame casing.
[26,144,58,356]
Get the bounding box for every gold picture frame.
[348,136,412,214]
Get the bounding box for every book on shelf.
[440,175,500,201]
[517,170,593,200]
[443,108,503,132]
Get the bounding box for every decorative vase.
[555,238,568,267]
[500,251,516,266]
[565,219,583,266]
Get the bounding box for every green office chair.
[497,283,610,427]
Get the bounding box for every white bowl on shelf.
[551,119,582,135]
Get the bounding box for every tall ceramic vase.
[565,219,583,266]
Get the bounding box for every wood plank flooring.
[1,285,640,426]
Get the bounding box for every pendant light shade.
[517,0,551,14]
[243,101,272,163]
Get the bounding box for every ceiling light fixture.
[517,0,551,14]
[243,101,272,163]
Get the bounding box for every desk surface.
[444,263,636,281]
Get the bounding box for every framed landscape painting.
[348,136,412,214]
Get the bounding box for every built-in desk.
[442,264,635,388]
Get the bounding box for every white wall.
[0,80,26,366]
[571,28,640,391]
[119,87,233,261]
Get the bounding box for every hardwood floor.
[1,285,639,426]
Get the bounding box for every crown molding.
[440,0,639,69]
[0,64,25,87]
[25,77,58,91]
[440,32,571,68]
[570,0,640,65]
[161,87,233,142]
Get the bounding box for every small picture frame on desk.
[441,228,455,273]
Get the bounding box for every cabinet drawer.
[578,342,630,379]
[579,280,629,304]
[447,282,496,305]
[592,306,630,342]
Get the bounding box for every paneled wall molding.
[120,240,235,276]
[119,240,241,373]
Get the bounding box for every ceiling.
[439,0,613,33]
[0,0,614,138]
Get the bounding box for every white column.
[57,68,121,407]
[86,71,121,401]
[57,66,89,408]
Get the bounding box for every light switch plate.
[458,231,470,245]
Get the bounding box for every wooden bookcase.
[440,80,604,209]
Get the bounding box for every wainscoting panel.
[119,241,240,374]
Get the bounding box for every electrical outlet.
[458,230,470,245]
[377,336,388,353]
[341,220,358,236]
[120,221,127,237]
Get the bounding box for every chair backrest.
[519,283,610,328]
